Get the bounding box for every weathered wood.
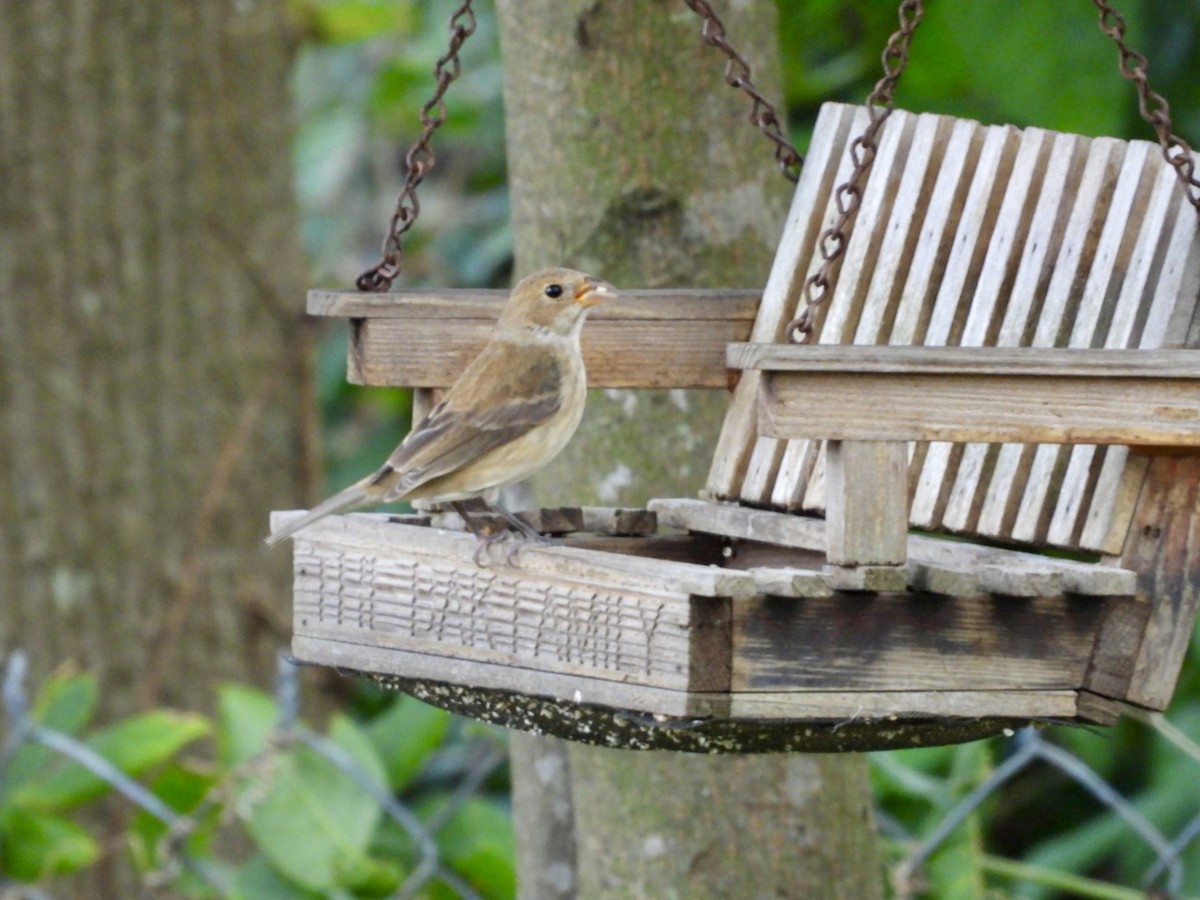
[311,289,757,389]
[282,513,738,694]
[824,440,909,567]
[274,511,758,599]
[749,365,1200,447]
[708,103,1200,558]
[747,567,833,598]
[730,344,1200,377]
[649,498,1138,598]
[298,633,1088,724]
[1119,454,1200,708]
[430,505,658,537]
[730,592,1108,692]
[1081,596,1153,700]
[710,103,868,500]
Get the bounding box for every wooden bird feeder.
[276,9,1200,752]
[277,103,1200,752]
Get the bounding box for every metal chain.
[1091,0,1200,213]
[356,0,477,292]
[682,0,804,183]
[787,0,924,342]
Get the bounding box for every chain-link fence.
[3,649,1198,898]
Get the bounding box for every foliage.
[0,667,511,897]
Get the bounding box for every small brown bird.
[266,267,615,549]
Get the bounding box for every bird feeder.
[273,5,1200,752]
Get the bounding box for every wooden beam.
[648,498,1138,597]
[732,345,1200,447]
[309,288,758,389]
[824,440,909,567]
[292,634,1093,723]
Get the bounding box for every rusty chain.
[1091,0,1200,213]
[787,0,925,342]
[356,0,477,292]
[682,0,803,183]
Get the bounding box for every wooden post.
[825,440,909,590]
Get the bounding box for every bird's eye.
[544,284,564,299]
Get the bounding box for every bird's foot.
[472,529,515,567]
[501,532,558,566]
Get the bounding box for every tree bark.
[497,2,884,897]
[0,1,313,717]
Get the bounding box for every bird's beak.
[573,276,616,307]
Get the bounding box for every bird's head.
[499,268,616,338]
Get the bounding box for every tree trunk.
[497,2,884,897]
[0,1,313,717]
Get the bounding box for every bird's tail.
[265,479,374,546]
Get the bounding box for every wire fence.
[0,652,505,900]
[2,649,1199,898]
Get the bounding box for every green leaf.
[332,851,403,897]
[231,854,324,900]
[129,764,221,875]
[364,695,450,792]
[4,672,99,792]
[15,711,210,811]
[433,798,515,899]
[218,684,280,767]
[242,715,387,892]
[306,0,413,44]
[0,806,100,880]
[34,671,98,734]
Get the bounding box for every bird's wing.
[380,341,567,498]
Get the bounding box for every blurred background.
[2,0,1199,896]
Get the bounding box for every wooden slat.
[708,102,863,498]
[294,635,1091,722]
[974,131,1088,537]
[721,689,1092,722]
[648,499,1138,597]
[1121,454,1200,709]
[1049,156,1181,546]
[313,289,758,389]
[793,110,919,514]
[1013,140,1149,543]
[911,123,1019,527]
[941,127,1052,532]
[739,105,872,505]
[728,344,1200,376]
[755,371,1200,446]
[731,592,1108,692]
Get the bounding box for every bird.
[266,267,615,552]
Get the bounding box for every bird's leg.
[492,502,547,542]
[489,500,558,565]
[451,501,510,566]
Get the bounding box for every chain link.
[682,0,804,183]
[787,0,924,342]
[356,0,477,292]
[1091,0,1200,213]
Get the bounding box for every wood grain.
[824,441,909,566]
[731,592,1107,692]
[648,498,1137,598]
[282,513,737,693]
[312,289,758,389]
[739,349,1200,446]
[292,635,1094,722]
